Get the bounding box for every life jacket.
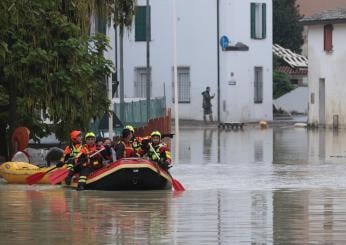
[148,143,172,164]
[62,143,83,169]
[130,136,142,152]
[64,143,82,157]
[77,144,103,169]
[118,140,136,159]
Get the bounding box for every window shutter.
[259,69,263,103]
[262,3,266,39]
[254,67,263,104]
[251,3,256,38]
[324,24,333,52]
[135,6,147,41]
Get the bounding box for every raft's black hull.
[70,158,172,191]
[86,168,171,191]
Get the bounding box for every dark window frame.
[172,67,191,104]
[324,24,333,52]
[254,66,263,104]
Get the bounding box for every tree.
[273,0,304,53]
[0,0,115,159]
[112,0,137,122]
[273,55,295,99]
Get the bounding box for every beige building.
[302,9,346,128]
[297,0,346,55]
[297,0,346,17]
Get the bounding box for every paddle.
[148,143,185,191]
[26,157,76,185]
[48,147,105,185]
[26,166,58,185]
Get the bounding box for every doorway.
[319,78,325,125]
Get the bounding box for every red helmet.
[70,130,82,143]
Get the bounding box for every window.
[135,6,151,42]
[311,93,315,104]
[254,67,263,104]
[254,140,263,162]
[134,67,151,98]
[324,24,333,52]
[251,3,266,39]
[172,67,191,103]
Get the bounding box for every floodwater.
[2,127,346,244]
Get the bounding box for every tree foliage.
[112,0,136,32]
[273,56,295,99]
[273,0,304,53]
[273,71,295,99]
[0,0,116,157]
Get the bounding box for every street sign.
[220,35,229,49]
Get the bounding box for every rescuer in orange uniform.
[74,132,104,191]
[124,125,143,156]
[147,131,172,171]
[115,128,136,160]
[57,130,83,184]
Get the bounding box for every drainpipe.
[114,24,118,97]
[146,0,151,122]
[217,0,220,124]
[172,0,179,164]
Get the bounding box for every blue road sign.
[220,36,229,49]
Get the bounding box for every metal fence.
[114,97,166,127]
[89,97,166,136]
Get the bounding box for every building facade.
[302,9,346,127]
[297,0,346,56]
[106,0,273,122]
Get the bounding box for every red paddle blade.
[26,172,45,185]
[172,178,185,191]
[48,168,69,185]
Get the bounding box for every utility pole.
[119,26,125,123]
[114,24,118,98]
[146,0,151,122]
[217,0,220,124]
[109,22,118,139]
[108,76,113,139]
[172,0,179,164]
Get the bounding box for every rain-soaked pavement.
[2,126,346,244]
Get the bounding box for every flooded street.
[2,127,346,244]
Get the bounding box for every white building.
[302,8,346,128]
[106,0,273,123]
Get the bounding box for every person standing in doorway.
[202,86,215,122]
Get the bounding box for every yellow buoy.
[259,120,268,129]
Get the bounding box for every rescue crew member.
[74,132,104,191]
[147,131,172,171]
[57,130,83,184]
[124,125,142,155]
[115,128,136,160]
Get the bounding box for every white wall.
[274,87,308,114]
[107,0,272,122]
[220,0,273,122]
[308,23,346,127]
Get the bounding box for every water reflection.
[0,187,173,244]
[203,129,214,161]
[273,189,346,243]
[3,128,346,243]
[273,128,308,164]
